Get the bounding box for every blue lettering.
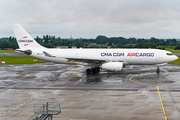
[117,53,120,56]
[105,53,109,56]
[151,53,154,57]
[136,53,139,57]
[26,40,33,43]
[101,52,125,57]
[140,53,143,56]
[18,39,33,43]
[134,53,155,57]
[113,53,116,56]
[101,53,105,56]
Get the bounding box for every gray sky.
[0,0,180,39]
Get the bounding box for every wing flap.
[67,57,106,63]
[66,57,126,64]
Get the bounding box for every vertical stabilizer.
[12,24,45,49]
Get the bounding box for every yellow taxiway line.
[13,72,29,80]
[66,71,80,73]
[129,73,180,87]
[157,86,167,120]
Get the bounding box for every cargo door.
[159,52,163,59]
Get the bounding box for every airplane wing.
[66,57,126,64]
[43,51,107,63]
[66,57,107,63]
[43,51,126,64]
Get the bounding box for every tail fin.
[12,24,45,49]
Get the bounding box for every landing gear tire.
[86,68,92,74]
[156,67,160,73]
[86,67,100,74]
[92,68,97,74]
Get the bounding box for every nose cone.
[169,55,178,63]
[174,55,178,61]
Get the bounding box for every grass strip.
[0,56,47,64]
[0,50,16,53]
[168,50,180,53]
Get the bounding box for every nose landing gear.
[156,67,160,73]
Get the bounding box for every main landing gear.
[86,67,100,74]
[156,67,160,73]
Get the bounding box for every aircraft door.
[159,52,163,59]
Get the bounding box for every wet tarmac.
[0,63,180,119]
[0,53,27,56]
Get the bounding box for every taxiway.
[0,63,180,120]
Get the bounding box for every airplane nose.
[174,56,178,61]
[175,56,178,61]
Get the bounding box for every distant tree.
[126,45,134,48]
[174,44,180,50]
[41,43,54,48]
[116,43,122,48]
[45,35,49,43]
[150,37,160,44]
[3,42,9,48]
[73,42,82,48]
[50,35,55,44]
[0,41,3,49]
[172,39,177,44]
[35,36,40,43]
[136,42,156,48]
[96,35,107,44]
[158,41,166,46]
[57,37,61,41]
[43,35,46,40]
[9,36,12,42]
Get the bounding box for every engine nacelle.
[101,62,123,72]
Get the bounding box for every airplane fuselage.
[29,48,177,65]
[12,24,178,73]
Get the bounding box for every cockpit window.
[167,53,174,55]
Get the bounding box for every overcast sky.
[0,0,180,39]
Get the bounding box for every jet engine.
[101,62,123,72]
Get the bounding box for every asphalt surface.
[1,63,180,119]
[1,63,180,91]
[0,53,27,56]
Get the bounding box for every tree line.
[0,35,179,50]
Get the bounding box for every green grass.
[168,50,180,53]
[157,46,180,53]
[0,50,16,53]
[97,44,105,46]
[0,56,47,64]
[157,46,176,50]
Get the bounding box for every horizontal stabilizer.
[43,51,55,57]
[15,49,32,55]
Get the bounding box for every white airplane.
[12,24,178,74]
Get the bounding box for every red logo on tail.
[22,36,27,39]
[24,44,29,46]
